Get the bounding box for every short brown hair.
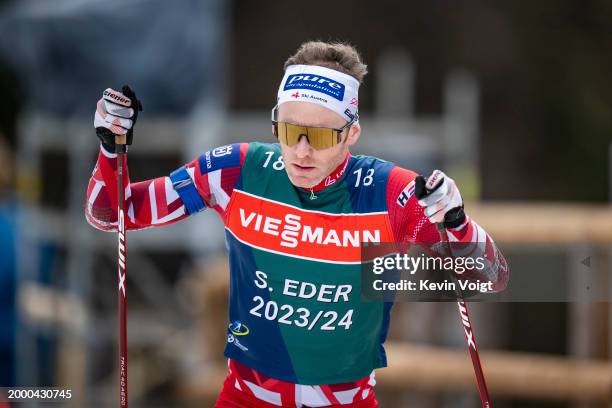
[284,41,368,84]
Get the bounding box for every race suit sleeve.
[85,143,249,231]
[386,166,509,291]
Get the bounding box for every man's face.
[277,102,360,189]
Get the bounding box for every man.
[86,41,508,407]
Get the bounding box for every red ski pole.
[415,174,492,408]
[437,224,492,408]
[116,133,128,408]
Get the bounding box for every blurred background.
[0,0,610,407]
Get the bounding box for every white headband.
[277,64,359,122]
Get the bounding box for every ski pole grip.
[115,134,127,145]
[115,134,127,154]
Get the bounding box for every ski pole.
[116,133,128,408]
[437,224,492,408]
[415,175,492,408]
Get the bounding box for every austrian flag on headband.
[277,64,360,122]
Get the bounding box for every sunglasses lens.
[307,127,337,150]
[276,122,338,150]
[277,123,302,146]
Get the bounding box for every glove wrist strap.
[443,206,466,229]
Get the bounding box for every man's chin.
[286,172,321,189]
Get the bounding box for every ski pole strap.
[170,167,206,215]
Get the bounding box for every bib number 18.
[263,151,285,170]
[353,168,374,187]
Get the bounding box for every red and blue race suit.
[86,142,508,407]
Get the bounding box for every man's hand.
[414,169,465,228]
[94,86,143,151]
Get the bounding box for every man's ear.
[345,123,361,146]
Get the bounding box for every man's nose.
[295,135,312,158]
